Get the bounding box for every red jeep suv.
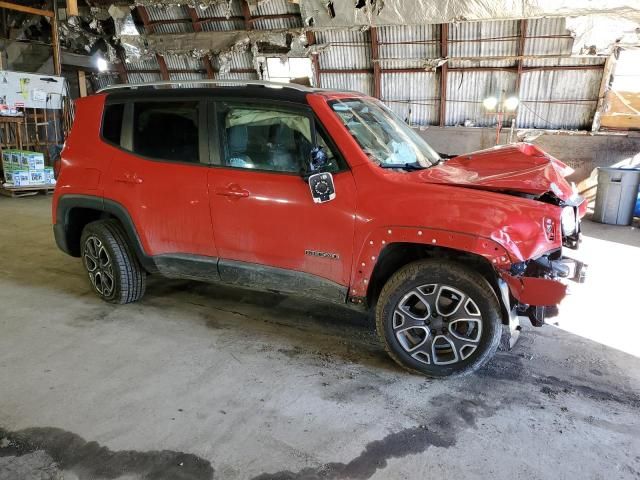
[53,80,586,377]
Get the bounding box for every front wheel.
[375,260,501,378]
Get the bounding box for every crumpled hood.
[417,143,574,200]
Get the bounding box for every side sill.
[218,258,348,305]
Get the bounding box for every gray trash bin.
[593,167,640,225]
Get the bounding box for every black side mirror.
[310,146,329,172]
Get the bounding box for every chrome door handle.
[116,172,143,185]
[215,185,250,198]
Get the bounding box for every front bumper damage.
[499,250,587,328]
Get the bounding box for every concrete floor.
[1,195,639,480]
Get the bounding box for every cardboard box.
[44,167,56,185]
[24,152,45,170]
[12,151,24,169]
[12,170,31,187]
[29,169,45,185]
[4,170,14,184]
[2,150,18,171]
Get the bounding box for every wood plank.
[0,1,53,18]
[67,0,78,17]
[78,70,87,97]
[0,184,54,198]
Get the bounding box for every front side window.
[219,105,312,173]
[131,101,200,163]
[329,98,440,169]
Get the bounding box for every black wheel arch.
[366,242,510,324]
[54,194,157,273]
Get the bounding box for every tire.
[375,259,501,378]
[80,219,146,304]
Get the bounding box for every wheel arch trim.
[54,194,157,272]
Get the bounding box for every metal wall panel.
[320,73,374,96]
[126,72,162,83]
[449,20,518,59]
[126,58,160,71]
[316,30,371,70]
[251,0,302,29]
[211,51,254,71]
[197,2,242,18]
[525,17,573,56]
[163,54,204,71]
[381,71,440,126]
[201,19,245,31]
[93,74,119,89]
[517,69,602,129]
[215,71,259,80]
[377,24,438,69]
[446,70,517,126]
[146,6,192,34]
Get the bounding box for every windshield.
[329,98,441,169]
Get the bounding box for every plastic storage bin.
[593,167,640,225]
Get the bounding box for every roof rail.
[96,79,316,94]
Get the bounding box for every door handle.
[115,172,143,185]
[215,184,250,198]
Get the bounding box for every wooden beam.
[136,6,168,80]
[306,31,320,87]
[67,0,78,17]
[241,0,252,30]
[77,70,87,97]
[439,23,448,127]
[591,51,617,132]
[0,1,53,18]
[187,6,214,79]
[156,54,170,80]
[115,48,128,83]
[515,19,527,92]
[51,11,61,75]
[370,27,381,99]
[136,5,154,34]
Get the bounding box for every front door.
[104,97,217,259]
[207,100,357,296]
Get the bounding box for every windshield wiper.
[379,163,425,171]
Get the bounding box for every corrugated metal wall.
[118,6,606,131]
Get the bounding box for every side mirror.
[309,146,329,172]
[308,172,336,204]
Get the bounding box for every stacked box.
[2,150,17,185]
[1,150,52,187]
[44,167,56,185]
[12,170,31,187]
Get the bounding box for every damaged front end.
[500,249,587,328]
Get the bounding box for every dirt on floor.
[0,196,639,480]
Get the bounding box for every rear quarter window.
[101,103,124,145]
[131,101,200,163]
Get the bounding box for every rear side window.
[131,101,200,163]
[102,103,124,145]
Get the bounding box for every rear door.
[207,99,357,298]
[103,96,217,259]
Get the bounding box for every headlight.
[561,206,577,236]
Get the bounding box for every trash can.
[593,167,640,225]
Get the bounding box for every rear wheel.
[375,260,501,377]
[80,220,146,304]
